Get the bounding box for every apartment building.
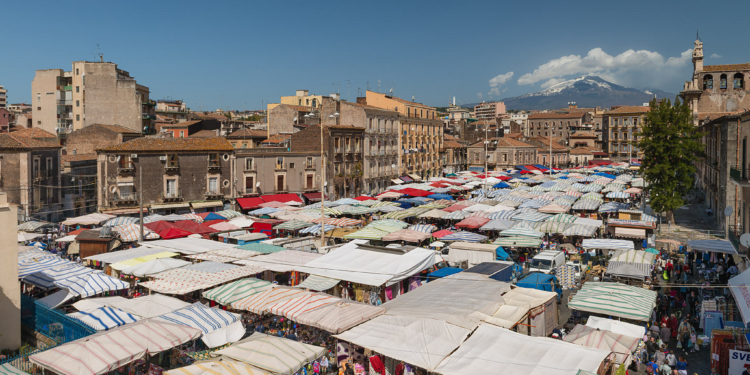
[226,129,268,149]
[156,100,189,123]
[290,124,365,199]
[362,91,443,180]
[0,86,6,108]
[31,60,154,137]
[0,134,62,222]
[467,137,538,171]
[278,90,328,110]
[602,106,648,162]
[440,134,468,174]
[525,136,570,167]
[321,100,400,194]
[474,101,506,120]
[681,38,750,124]
[96,137,234,214]
[527,112,589,140]
[234,149,322,197]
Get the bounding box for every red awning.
[589,159,613,166]
[593,152,609,156]
[303,193,328,202]
[236,197,265,210]
[261,194,303,203]
[398,188,433,197]
[353,195,377,201]
[158,227,192,239]
[145,221,175,233]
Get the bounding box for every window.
[613,118,618,126]
[33,158,40,178]
[334,137,340,150]
[37,107,41,111]
[245,157,254,170]
[167,154,179,168]
[37,94,40,102]
[703,75,714,90]
[345,138,350,151]
[734,73,745,89]
[306,157,313,168]
[720,74,727,89]
[37,121,41,125]
[76,68,79,75]
[208,153,220,167]
[633,118,638,126]
[166,179,177,197]
[276,157,284,169]
[208,177,218,194]
[119,155,132,169]
[76,114,80,121]
[76,100,79,107]
[334,164,340,174]
[76,86,79,93]
[245,176,254,193]
[289,162,295,169]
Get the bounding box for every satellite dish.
[741,233,750,247]
[724,206,733,217]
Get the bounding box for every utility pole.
[139,165,144,243]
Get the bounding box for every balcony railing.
[729,227,742,253]
[205,190,223,199]
[56,100,72,106]
[208,161,221,170]
[114,193,137,203]
[162,190,183,201]
[730,166,747,182]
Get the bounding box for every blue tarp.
[593,172,617,179]
[203,212,226,221]
[396,201,413,209]
[427,267,464,280]
[533,164,550,170]
[516,273,557,292]
[427,194,453,200]
[496,246,509,261]
[492,182,510,189]
[399,198,427,205]
[468,166,485,172]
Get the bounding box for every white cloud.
[516,47,693,90]
[488,72,514,96]
[476,93,483,100]
[710,53,722,59]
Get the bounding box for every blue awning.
[427,194,453,200]
[493,182,510,189]
[427,267,464,279]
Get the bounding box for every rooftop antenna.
[367,81,370,91]
[93,44,104,62]
[347,80,350,102]
[378,79,381,94]
[696,29,702,42]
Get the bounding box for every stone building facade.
[681,38,750,124]
[467,137,538,171]
[267,104,312,138]
[226,129,268,149]
[602,106,648,162]
[526,136,570,167]
[66,124,141,156]
[0,134,62,222]
[96,138,234,214]
[234,148,321,197]
[527,112,589,140]
[0,192,19,351]
[440,134,468,174]
[321,100,400,194]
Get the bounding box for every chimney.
[569,103,577,109]
[100,53,104,63]
[412,95,415,102]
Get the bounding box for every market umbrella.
[342,228,389,240]
[203,278,273,306]
[479,219,515,231]
[144,221,176,233]
[432,229,454,238]
[382,229,431,243]
[408,224,436,233]
[439,231,488,242]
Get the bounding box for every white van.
[528,250,566,274]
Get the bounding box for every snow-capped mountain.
[497,75,676,110]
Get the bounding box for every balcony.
[117,163,134,174]
[205,190,224,200]
[63,85,72,91]
[275,164,285,171]
[208,161,222,171]
[304,162,315,170]
[730,166,750,186]
[165,163,179,172]
[161,190,183,202]
[114,193,137,204]
[334,147,342,154]
[56,100,72,106]
[729,227,742,254]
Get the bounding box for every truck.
[516,272,563,301]
[528,250,566,274]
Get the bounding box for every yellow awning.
[109,251,179,270]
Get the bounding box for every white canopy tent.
[109,294,192,318]
[140,238,237,255]
[585,316,646,339]
[212,334,326,375]
[581,239,634,251]
[687,239,738,254]
[728,267,750,325]
[434,324,610,375]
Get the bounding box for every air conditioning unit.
[159,156,167,161]
[130,154,138,159]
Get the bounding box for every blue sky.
[2,0,747,109]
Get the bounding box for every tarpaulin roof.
[37,289,76,309]
[728,267,750,324]
[159,227,194,239]
[203,278,273,306]
[381,229,431,243]
[335,315,471,371]
[687,239,737,254]
[581,239,633,250]
[155,303,244,348]
[141,238,237,255]
[55,272,129,298]
[427,267,464,278]
[164,358,272,375]
[568,282,657,321]
[23,263,98,289]
[564,324,639,365]
[585,316,646,339]
[434,324,609,375]
[493,236,542,247]
[266,292,340,320]
[295,275,340,291]
[260,193,303,204]
[232,286,312,313]
[484,287,557,329]
[68,307,140,331]
[110,294,192,318]
[608,249,655,264]
[120,258,191,277]
[296,242,436,286]
[109,251,180,271]
[211,334,326,375]
[29,320,201,375]
[294,300,385,334]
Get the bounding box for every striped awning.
[266,293,340,320]
[343,228,388,240]
[310,217,362,227]
[299,223,337,234]
[609,249,656,264]
[534,221,572,234]
[418,209,448,219]
[0,364,31,375]
[498,226,544,238]
[296,275,340,291]
[581,239,634,250]
[493,236,542,247]
[442,211,468,220]
[606,191,630,199]
[55,272,130,298]
[18,221,52,232]
[488,210,519,220]
[272,220,314,231]
[572,200,601,211]
[562,224,599,237]
[23,264,98,289]
[568,282,657,321]
[606,261,652,280]
[102,216,140,227]
[439,231,488,242]
[408,224,437,233]
[512,212,551,222]
[547,213,577,223]
[203,278,273,306]
[68,307,140,331]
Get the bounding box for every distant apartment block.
[474,101,506,120]
[156,100,189,123]
[0,86,6,108]
[32,60,155,138]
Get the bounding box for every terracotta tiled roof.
[226,129,267,138]
[98,137,233,152]
[704,63,750,72]
[606,106,650,115]
[96,124,141,134]
[529,136,569,151]
[161,120,202,128]
[699,111,743,123]
[0,134,61,149]
[343,101,399,113]
[189,130,220,138]
[569,146,604,155]
[570,132,596,138]
[261,134,292,144]
[10,127,56,138]
[504,132,524,139]
[528,112,586,119]
[442,140,465,149]
[470,137,534,148]
[62,153,97,163]
[389,96,433,109]
[444,134,461,142]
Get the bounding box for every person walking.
[659,323,671,345]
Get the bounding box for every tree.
[637,97,704,223]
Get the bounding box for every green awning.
[202,278,272,306]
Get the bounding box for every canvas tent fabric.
[334,315,471,371]
[379,276,511,330]
[293,301,385,334]
[266,292,340,320]
[109,294,192,318]
[71,297,128,312]
[156,303,244,348]
[434,323,609,375]
[211,334,326,375]
[564,324,639,366]
[54,273,129,298]
[295,275,340,291]
[141,238,237,255]
[728,267,750,324]
[687,239,738,254]
[67,307,140,331]
[109,251,180,271]
[203,278,273,306]
[581,239,634,250]
[23,264,98,289]
[568,282,657,321]
[29,320,201,375]
[296,242,436,286]
[605,261,651,280]
[585,316,646,339]
[164,359,272,375]
[120,258,190,277]
[609,249,655,264]
[36,289,76,309]
[232,286,312,313]
[447,242,499,269]
[84,246,173,264]
[0,364,31,375]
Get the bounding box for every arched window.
[734,73,745,90]
[720,74,728,89]
[703,75,713,90]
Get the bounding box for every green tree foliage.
[637,97,704,222]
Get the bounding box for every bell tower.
[692,33,704,73]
